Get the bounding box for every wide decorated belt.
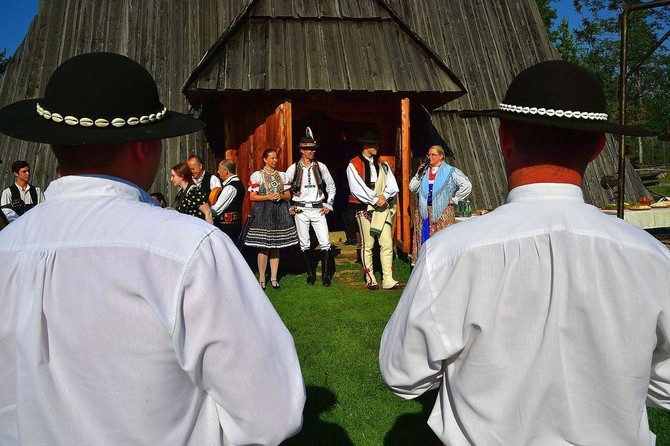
[292,201,323,208]
[217,211,241,224]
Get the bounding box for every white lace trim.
[499,102,607,121]
[36,103,167,128]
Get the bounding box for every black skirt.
[244,200,298,249]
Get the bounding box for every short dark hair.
[150,191,167,208]
[52,144,125,171]
[11,160,29,173]
[501,120,602,167]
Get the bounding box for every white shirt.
[211,175,241,215]
[194,170,222,191]
[0,182,45,206]
[408,165,472,204]
[0,175,305,445]
[380,183,670,445]
[284,160,337,210]
[346,156,399,205]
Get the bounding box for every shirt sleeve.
[173,232,306,445]
[319,162,337,209]
[379,249,459,399]
[280,171,292,191]
[648,310,670,409]
[451,168,472,204]
[210,183,237,215]
[382,163,400,200]
[209,175,222,191]
[0,188,11,206]
[409,175,422,193]
[248,171,261,193]
[346,163,377,205]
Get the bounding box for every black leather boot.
[321,250,331,287]
[303,250,316,285]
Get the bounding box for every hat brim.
[356,139,383,146]
[458,109,653,137]
[0,98,205,145]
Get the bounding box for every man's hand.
[320,206,331,215]
[375,195,387,208]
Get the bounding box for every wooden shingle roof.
[0,0,649,208]
[183,0,466,110]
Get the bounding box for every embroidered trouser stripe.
[355,210,397,288]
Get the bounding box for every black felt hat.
[459,60,652,137]
[357,131,383,146]
[0,52,205,145]
[298,136,319,150]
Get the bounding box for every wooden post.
[400,98,411,254]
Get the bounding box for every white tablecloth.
[601,208,670,229]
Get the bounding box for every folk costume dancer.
[409,145,472,265]
[211,159,245,242]
[286,135,336,286]
[187,154,221,198]
[245,149,299,290]
[346,132,403,291]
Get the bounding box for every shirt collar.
[506,183,584,204]
[44,174,158,205]
[222,175,239,186]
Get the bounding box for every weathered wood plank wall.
[387,0,647,208]
[0,0,647,209]
[0,0,248,204]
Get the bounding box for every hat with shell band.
[298,136,319,150]
[0,52,204,145]
[459,60,652,137]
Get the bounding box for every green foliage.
[538,0,670,165]
[536,0,559,40]
[554,19,580,63]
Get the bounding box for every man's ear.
[589,133,606,162]
[499,121,514,159]
[129,140,161,163]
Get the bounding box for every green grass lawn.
[259,250,670,445]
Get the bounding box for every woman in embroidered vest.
[244,148,298,290]
[170,162,213,223]
[409,145,472,265]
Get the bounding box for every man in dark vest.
[1,160,45,215]
[211,159,245,243]
[187,154,221,197]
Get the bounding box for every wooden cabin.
[0,0,650,254]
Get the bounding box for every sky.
[0,0,590,58]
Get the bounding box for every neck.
[15,179,28,189]
[507,165,583,190]
[263,165,275,172]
